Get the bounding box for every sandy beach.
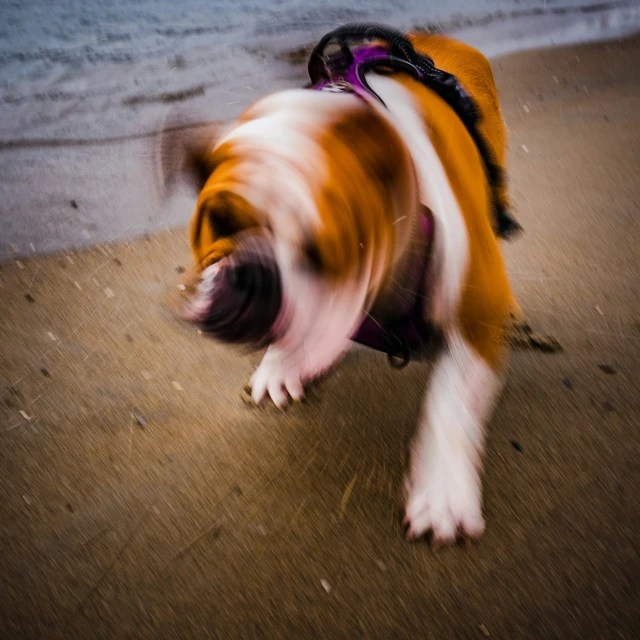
[1,35,639,638]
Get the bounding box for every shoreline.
[1,33,640,263]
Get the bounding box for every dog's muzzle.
[185,233,283,345]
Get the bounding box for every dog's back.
[409,33,510,216]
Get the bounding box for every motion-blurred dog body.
[160,33,516,545]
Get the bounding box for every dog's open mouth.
[185,235,284,346]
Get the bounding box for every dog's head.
[157,90,417,348]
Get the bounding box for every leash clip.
[385,333,411,369]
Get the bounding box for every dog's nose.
[198,235,283,345]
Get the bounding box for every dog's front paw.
[249,352,305,408]
[403,448,485,546]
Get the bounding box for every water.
[1,0,640,142]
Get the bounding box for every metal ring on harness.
[385,333,411,369]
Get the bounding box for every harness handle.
[308,23,428,85]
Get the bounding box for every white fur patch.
[404,332,503,542]
[184,263,220,323]
[218,89,364,237]
[218,89,359,178]
[238,88,361,123]
[235,157,320,248]
[365,74,469,327]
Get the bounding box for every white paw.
[403,447,485,546]
[250,353,305,408]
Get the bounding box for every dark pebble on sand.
[562,378,573,389]
[598,364,617,375]
[601,401,615,413]
[175,265,186,274]
[25,293,35,303]
[66,503,74,513]
[232,486,243,496]
[70,200,78,209]
[113,258,122,266]
[510,439,523,452]
[40,368,50,377]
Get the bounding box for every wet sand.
[1,37,639,638]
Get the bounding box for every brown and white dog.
[159,33,518,545]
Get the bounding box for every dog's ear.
[190,190,261,270]
[152,110,221,198]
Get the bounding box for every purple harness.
[311,45,436,367]
[313,45,397,103]
[350,214,435,367]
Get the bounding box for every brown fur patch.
[190,142,260,270]
[408,33,511,215]
[312,105,416,282]
[398,34,516,368]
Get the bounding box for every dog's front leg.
[250,271,368,407]
[249,345,308,407]
[251,338,351,408]
[249,335,351,408]
[404,330,505,544]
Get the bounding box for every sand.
[1,36,639,638]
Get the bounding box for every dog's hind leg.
[403,326,507,544]
[404,198,512,545]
